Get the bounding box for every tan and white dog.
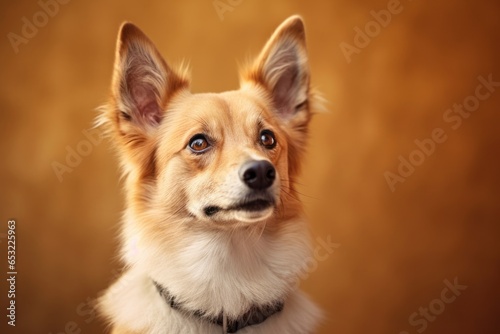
[97,15,321,334]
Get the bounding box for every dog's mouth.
[234,199,274,212]
[204,197,275,217]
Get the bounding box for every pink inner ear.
[262,38,308,119]
[272,66,299,117]
[131,84,161,125]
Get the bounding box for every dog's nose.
[239,160,276,190]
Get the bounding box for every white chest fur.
[99,217,322,333]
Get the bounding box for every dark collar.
[152,280,284,333]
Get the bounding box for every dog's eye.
[188,134,210,153]
[260,130,276,149]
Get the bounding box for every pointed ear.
[108,22,189,136]
[242,16,310,123]
[98,22,189,178]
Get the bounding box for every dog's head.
[99,16,314,228]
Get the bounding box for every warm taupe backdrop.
[1,0,499,333]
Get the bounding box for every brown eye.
[188,134,210,153]
[260,130,276,149]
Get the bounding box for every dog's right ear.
[98,23,189,174]
[111,22,188,132]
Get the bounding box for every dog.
[97,15,322,334]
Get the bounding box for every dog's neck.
[121,214,312,319]
[152,280,285,333]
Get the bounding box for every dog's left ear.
[242,15,310,126]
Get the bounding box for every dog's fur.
[97,15,321,334]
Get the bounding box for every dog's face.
[156,91,289,224]
[100,16,313,229]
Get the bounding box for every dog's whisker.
[279,178,310,188]
[279,186,302,200]
[280,185,319,200]
[253,220,267,244]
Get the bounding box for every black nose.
[239,160,276,190]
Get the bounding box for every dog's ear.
[109,22,188,134]
[99,23,189,176]
[242,16,312,177]
[242,15,310,126]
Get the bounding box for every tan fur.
[98,15,321,333]
[111,327,139,334]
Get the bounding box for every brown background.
[1,0,499,333]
